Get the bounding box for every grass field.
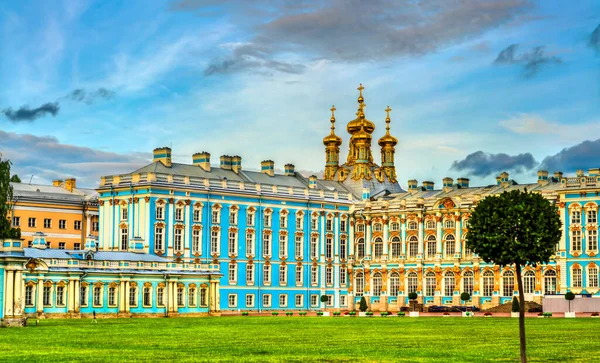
[1,316,599,362]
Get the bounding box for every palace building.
[2,84,600,322]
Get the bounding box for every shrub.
[349,311,357,316]
[333,311,341,316]
[592,312,599,317]
[272,311,279,316]
[511,296,520,313]
[397,311,406,317]
[366,311,373,316]
[460,292,471,303]
[241,311,249,316]
[443,312,450,316]
[484,312,492,316]
[528,306,543,313]
[359,297,368,312]
[285,312,293,316]
[380,312,389,317]
[299,311,307,316]
[316,311,324,316]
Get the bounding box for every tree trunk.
[515,264,527,363]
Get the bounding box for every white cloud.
[500,113,600,142]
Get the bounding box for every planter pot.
[484,315,492,318]
[322,312,330,317]
[565,312,576,318]
[409,311,420,317]
[537,316,545,318]
[462,312,473,317]
[443,315,451,318]
[511,312,520,318]
[359,312,367,317]
[591,316,599,318]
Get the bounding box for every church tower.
[378,106,398,183]
[323,105,342,180]
[345,83,376,180]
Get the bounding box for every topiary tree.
[320,295,328,310]
[0,156,21,240]
[359,296,368,312]
[565,292,575,313]
[408,292,418,312]
[512,296,520,313]
[467,189,561,363]
[461,292,471,311]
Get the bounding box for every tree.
[461,292,471,311]
[565,292,575,313]
[10,174,21,183]
[0,156,21,239]
[512,296,520,313]
[320,295,328,310]
[408,292,418,312]
[359,296,368,312]
[466,189,561,363]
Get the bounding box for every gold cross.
[385,106,392,118]
[330,105,336,116]
[357,83,364,93]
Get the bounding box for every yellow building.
[9,178,99,250]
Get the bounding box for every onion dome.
[378,106,398,147]
[347,83,375,135]
[353,124,372,142]
[323,105,343,146]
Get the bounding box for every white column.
[365,218,372,257]
[185,203,191,256]
[320,212,325,261]
[86,214,91,236]
[455,215,461,254]
[37,278,44,313]
[383,219,389,257]
[67,279,74,312]
[119,281,126,312]
[401,219,407,255]
[5,270,14,316]
[74,280,80,312]
[436,215,443,255]
[349,217,355,256]
[418,218,424,255]
[125,281,130,312]
[334,214,339,263]
[14,270,23,316]
[167,203,174,257]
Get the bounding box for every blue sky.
[0,0,599,187]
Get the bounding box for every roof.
[11,182,98,204]
[23,248,169,262]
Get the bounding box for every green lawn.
[1,317,599,362]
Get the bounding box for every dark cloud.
[171,0,532,76]
[539,139,600,173]
[0,130,150,187]
[494,44,562,78]
[64,88,116,104]
[450,150,537,177]
[590,24,600,54]
[2,103,60,122]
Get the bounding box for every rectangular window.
[588,230,598,251]
[193,209,201,223]
[129,287,137,307]
[229,264,237,284]
[192,229,201,254]
[311,217,318,230]
[143,287,151,306]
[295,235,303,259]
[246,294,254,308]
[174,229,183,252]
[177,287,184,306]
[311,266,318,286]
[212,210,220,224]
[279,265,287,285]
[326,295,333,306]
[44,218,52,229]
[572,230,582,251]
[262,294,271,308]
[310,294,318,307]
[295,294,303,307]
[229,211,237,225]
[246,232,254,256]
[326,266,333,285]
[280,215,287,229]
[120,228,128,250]
[12,216,20,227]
[326,237,333,259]
[211,230,219,255]
[80,286,88,307]
[56,286,65,306]
[340,295,347,307]
[296,265,303,286]
[188,288,196,307]
[228,231,237,255]
[247,210,254,226]
[175,207,183,221]
[279,294,287,307]
[28,217,36,228]
[74,243,81,250]
[157,287,165,306]
[279,234,287,258]
[43,286,52,306]
[340,239,347,260]
[122,208,128,220]
[25,285,33,306]
[326,219,333,231]
[571,210,581,224]
[572,268,582,288]
[588,267,598,288]
[264,213,271,228]
[93,286,102,306]
[503,274,515,297]
[46,241,51,248]
[58,242,66,250]
[296,216,303,230]
[108,287,117,306]
[263,233,271,257]
[588,210,597,224]
[340,268,347,285]
[340,219,347,232]
[92,222,99,232]
[74,221,82,230]
[246,264,254,285]
[310,236,318,259]
[155,227,164,251]
[156,206,164,220]
[263,265,271,284]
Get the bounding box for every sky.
[0,0,599,188]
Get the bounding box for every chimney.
[496,176,502,186]
[220,155,233,170]
[52,180,63,187]
[284,164,295,176]
[500,172,509,188]
[442,177,453,192]
[261,160,275,177]
[308,175,317,189]
[576,169,585,177]
[422,181,434,191]
[588,168,599,177]
[65,178,76,192]
[193,152,211,171]
[408,179,418,193]
[553,171,563,182]
[231,155,242,173]
[537,170,549,186]
[153,147,172,167]
[457,178,470,188]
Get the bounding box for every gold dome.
[347,83,375,135]
[378,106,398,147]
[323,105,343,146]
[352,125,372,142]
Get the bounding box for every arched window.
[373,223,383,232]
[543,270,556,294]
[445,234,455,258]
[444,219,455,229]
[390,272,400,296]
[426,235,436,259]
[356,238,365,260]
[357,223,365,232]
[523,270,536,294]
[372,273,383,296]
[502,270,515,297]
[390,222,400,231]
[482,270,494,297]
[588,265,599,288]
[462,270,474,295]
[408,221,418,230]
[444,271,455,297]
[425,220,436,229]
[390,236,401,260]
[572,266,582,287]
[355,273,364,296]
[407,272,418,293]
[373,237,383,260]
[408,236,418,258]
[425,271,436,296]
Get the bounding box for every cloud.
[499,113,600,142]
[539,139,600,173]
[64,88,116,104]
[450,150,537,177]
[171,0,532,76]
[0,130,150,187]
[2,103,60,122]
[494,44,562,77]
[590,24,600,54]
